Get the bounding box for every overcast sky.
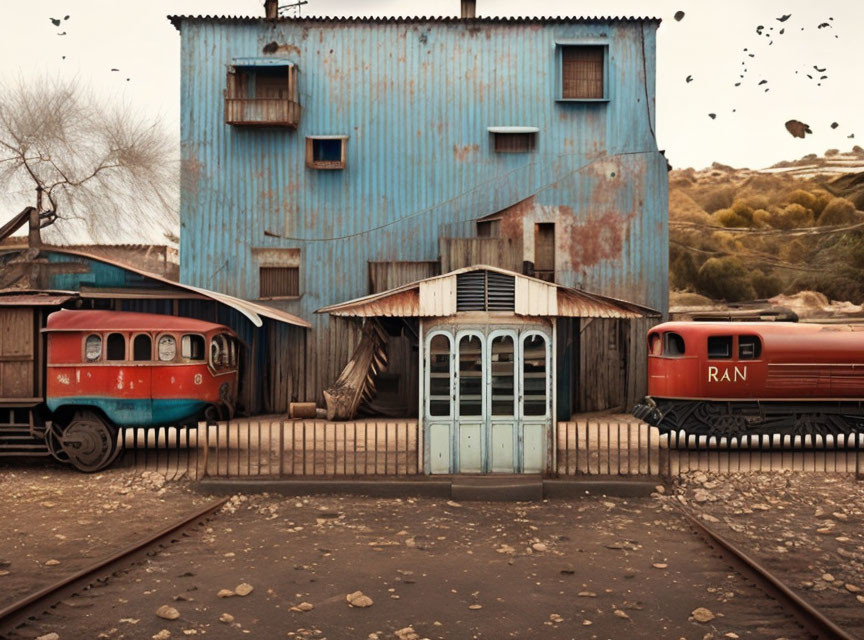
[1,0,861,170]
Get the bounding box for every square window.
[259,266,300,298]
[707,336,732,359]
[306,136,347,170]
[558,44,607,101]
[493,132,536,153]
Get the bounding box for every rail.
[676,503,860,640]
[0,497,228,636]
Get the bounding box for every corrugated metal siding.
[178,18,667,401]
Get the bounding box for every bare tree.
[0,77,177,247]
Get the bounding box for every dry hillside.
[669,147,864,304]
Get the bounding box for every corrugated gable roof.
[168,14,661,31]
[317,265,659,319]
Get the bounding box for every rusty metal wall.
[176,17,667,402]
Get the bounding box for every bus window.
[158,335,177,361]
[210,338,221,369]
[85,334,102,361]
[181,335,205,360]
[708,336,733,359]
[665,332,686,357]
[106,333,126,361]
[648,333,662,355]
[133,334,152,361]
[739,335,762,360]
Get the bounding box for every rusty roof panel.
[319,266,657,319]
[168,15,661,31]
[0,293,74,306]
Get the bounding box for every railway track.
[677,504,859,640]
[0,496,229,639]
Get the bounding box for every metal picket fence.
[108,418,864,481]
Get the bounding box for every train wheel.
[45,423,71,463]
[60,412,118,473]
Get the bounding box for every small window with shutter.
[557,44,608,101]
[253,248,301,299]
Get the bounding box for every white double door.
[424,327,552,474]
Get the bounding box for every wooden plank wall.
[0,308,35,399]
[577,317,659,414]
[264,321,308,414]
[439,237,522,273]
[368,261,440,294]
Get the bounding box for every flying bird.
[57,32,66,36]
[674,10,685,21]
[686,75,693,83]
[831,122,839,129]
[111,68,119,72]
[50,17,60,26]
[818,22,831,29]
[785,120,812,138]
[758,80,768,85]
[849,134,855,139]
[708,113,717,120]
[814,66,826,72]
[777,14,791,22]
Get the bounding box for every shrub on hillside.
[752,208,772,227]
[670,249,699,291]
[695,257,755,301]
[692,185,735,213]
[772,203,814,230]
[750,271,784,298]
[787,189,817,210]
[817,197,858,226]
[713,207,750,228]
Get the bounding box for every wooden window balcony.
[224,97,301,127]
[225,61,300,127]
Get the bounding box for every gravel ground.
[0,465,209,612]
[4,478,817,640]
[674,471,864,637]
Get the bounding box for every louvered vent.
[456,270,515,312]
[486,271,515,310]
[456,271,486,311]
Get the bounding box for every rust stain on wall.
[453,143,479,162]
[262,42,302,57]
[563,208,633,268]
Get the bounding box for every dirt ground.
[674,471,864,638]
[2,468,837,640]
[0,463,210,612]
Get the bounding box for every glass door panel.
[458,334,484,472]
[428,333,452,417]
[490,335,515,416]
[425,332,453,474]
[522,334,548,417]
[520,333,549,474]
[458,335,483,417]
[489,333,517,473]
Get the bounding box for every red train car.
[632,321,864,437]
[41,310,240,471]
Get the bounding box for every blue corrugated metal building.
[169,4,668,418]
